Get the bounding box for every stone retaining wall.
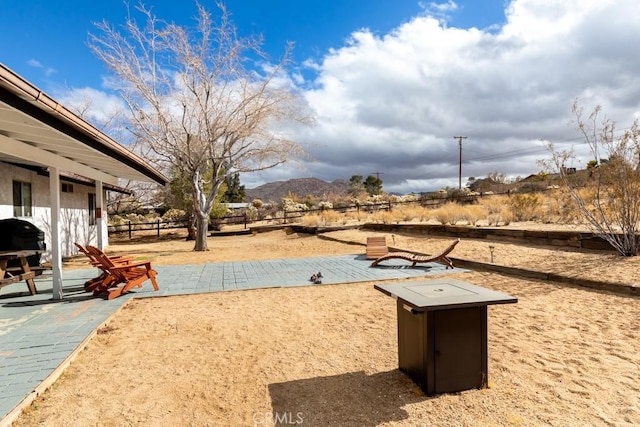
[358,223,617,252]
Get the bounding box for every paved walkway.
[0,254,465,424]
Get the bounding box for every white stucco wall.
[0,163,109,260]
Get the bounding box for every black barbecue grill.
[0,218,46,267]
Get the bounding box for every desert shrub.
[487,207,514,226]
[364,194,387,207]
[245,206,258,221]
[124,213,145,223]
[413,206,433,222]
[318,201,333,210]
[537,196,561,223]
[486,213,500,226]
[508,194,541,221]
[394,205,422,222]
[109,214,125,225]
[399,194,419,203]
[162,208,187,222]
[371,210,395,224]
[478,195,507,215]
[501,208,514,225]
[252,199,264,209]
[259,203,279,219]
[431,202,460,225]
[282,198,309,213]
[537,191,580,224]
[209,202,229,221]
[459,205,486,226]
[346,210,368,223]
[543,102,640,255]
[319,210,341,225]
[284,212,303,223]
[301,214,321,227]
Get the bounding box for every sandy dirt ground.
[13,227,640,426]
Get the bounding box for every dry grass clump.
[431,202,461,225]
[348,210,370,223]
[478,195,508,215]
[393,205,430,222]
[457,205,486,225]
[301,210,347,226]
[538,191,567,223]
[370,210,396,224]
[291,191,595,229]
[488,207,514,226]
[301,214,322,227]
[320,210,345,225]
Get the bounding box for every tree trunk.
[194,212,209,251]
[186,215,196,241]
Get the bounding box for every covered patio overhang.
[0,63,168,300]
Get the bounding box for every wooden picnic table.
[0,250,39,295]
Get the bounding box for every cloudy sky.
[2,0,640,193]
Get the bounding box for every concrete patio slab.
[0,253,466,424]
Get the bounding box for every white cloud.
[248,0,640,194]
[27,58,56,77]
[421,0,459,17]
[57,87,126,124]
[27,59,43,68]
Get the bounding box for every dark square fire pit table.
[375,279,517,396]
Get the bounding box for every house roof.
[5,161,134,195]
[0,63,168,186]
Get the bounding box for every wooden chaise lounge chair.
[370,238,460,269]
[366,236,389,259]
[86,245,159,300]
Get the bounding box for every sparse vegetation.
[508,194,541,222]
[111,160,638,251]
[544,102,640,256]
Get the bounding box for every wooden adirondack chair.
[86,245,159,299]
[74,243,133,291]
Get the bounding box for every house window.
[13,181,32,217]
[61,183,74,193]
[88,193,96,226]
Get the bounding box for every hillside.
[245,177,350,203]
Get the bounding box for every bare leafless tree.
[89,1,312,250]
[543,101,640,256]
[64,93,157,215]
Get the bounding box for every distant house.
[0,63,168,299]
[226,202,250,210]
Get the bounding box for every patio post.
[49,166,63,300]
[96,180,104,249]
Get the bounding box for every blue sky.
[0,0,504,89]
[2,1,640,194]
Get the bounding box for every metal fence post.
[128,221,132,240]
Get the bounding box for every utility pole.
[453,136,467,189]
[371,171,384,195]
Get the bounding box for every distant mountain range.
[245,177,350,203]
